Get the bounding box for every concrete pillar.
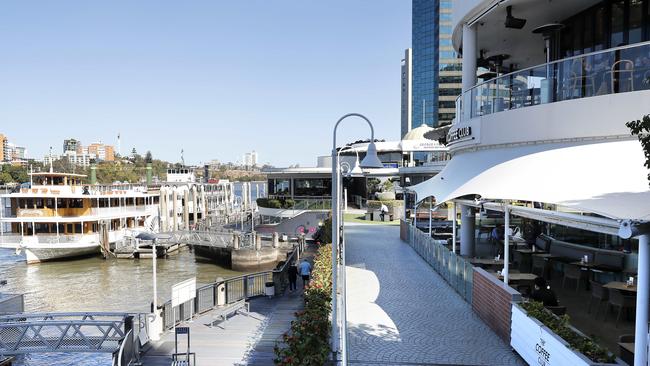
[159,187,167,232]
[172,187,178,231]
[461,23,477,121]
[272,232,279,248]
[201,185,207,219]
[452,202,457,253]
[459,204,475,257]
[183,189,190,230]
[192,186,198,223]
[255,234,262,251]
[232,233,240,250]
[634,233,649,366]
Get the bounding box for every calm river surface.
[0,247,244,366]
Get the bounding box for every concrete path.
[345,223,525,366]
[140,291,306,366]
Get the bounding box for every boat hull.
[23,243,100,264]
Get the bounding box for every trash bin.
[265,281,275,297]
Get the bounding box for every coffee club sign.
[510,304,609,366]
[446,126,472,144]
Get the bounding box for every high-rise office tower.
[401,49,413,138]
[411,0,461,128]
[436,0,461,126]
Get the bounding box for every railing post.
[124,315,134,335]
[244,275,249,299]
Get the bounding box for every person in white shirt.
[380,203,389,221]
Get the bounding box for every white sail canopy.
[409,139,650,221]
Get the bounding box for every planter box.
[511,304,622,366]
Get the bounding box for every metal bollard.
[232,233,240,250]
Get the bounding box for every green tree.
[0,171,14,184]
[626,114,650,186]
[2,165,29,183]
[52,158,74,174]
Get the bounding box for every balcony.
[457,41,650,123]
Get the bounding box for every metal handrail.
[469,40,650,92]
[161,242,304,329]
[457,40,650,122]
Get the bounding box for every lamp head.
[348,155,364,176]
[360,142,384,169]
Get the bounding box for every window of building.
[293,179,331,197]
[269,179,291,195]
[611,0,626,46]
[630,0,645,43]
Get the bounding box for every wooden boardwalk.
[140,290,305,366]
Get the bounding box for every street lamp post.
[331,113,383,363]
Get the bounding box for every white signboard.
[400,139,444,152]
[171,277,196,307]
[511,304,593,366]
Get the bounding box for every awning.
[409,139,650,221]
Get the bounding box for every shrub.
[520,301,615,363]
[367,199,404,210]
[274,244,332,365]
[257,198,282,209]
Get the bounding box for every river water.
[0,181,268,365]
[0,248,244,366]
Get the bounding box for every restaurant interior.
[417,201,640,364]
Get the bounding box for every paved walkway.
[140,243,318,366]
[345,223,525,366]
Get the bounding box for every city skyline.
[0,1,410,167]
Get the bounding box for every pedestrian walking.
[288,262,298,292]
[298,259,312,289]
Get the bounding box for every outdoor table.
[532,253,557,259]
[618,342,634,365]
[570,261,598,290]
[490,272,538,283]
[604,281,637,293]
[469,258,504,266]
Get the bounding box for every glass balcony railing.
[457,41,650,122]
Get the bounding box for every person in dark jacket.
[530,277,559,307]
[288,262,298,292]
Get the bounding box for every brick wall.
[472,267,521,342]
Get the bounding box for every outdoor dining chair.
[607,289,636,328]
[562,264,587,291]
[587,280,609,318]
[610,59,635,93]
[532,256,547,279]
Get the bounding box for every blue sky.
[0,1,410,167]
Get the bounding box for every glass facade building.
[412,0,438,128]
[411,0,461,128]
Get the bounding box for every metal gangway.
[0,312,146,365]
[159,230,246,248]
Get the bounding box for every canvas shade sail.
[410,139,650,221]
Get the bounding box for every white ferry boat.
[0,171,159,263]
